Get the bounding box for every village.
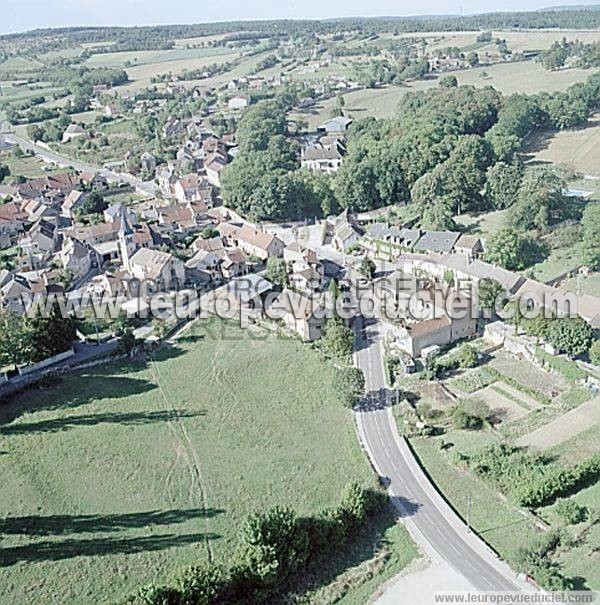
[1,13,600,604]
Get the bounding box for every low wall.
[18,348,75,376]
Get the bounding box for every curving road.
[354,317,531,593]
[2,132,157,197]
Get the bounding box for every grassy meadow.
[0,319,416,604]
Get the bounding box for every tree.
[265,257,287,288]
[0,308,32,370]
[232,506,308,599]
[173,562,225,605]
[456,345,478,369]
[79,190,107,215]
[478,278,504,314]
[439,75,458,88]
[589,340,600,366]
[201,226,219,240]
[581,203,600,270]
[333,367,365,408]
[420,199,456,230]
[485,227,547,271]
[236,99,288,151]
[29,301,77,362]
[358,257,376,280]
[466,51,480,67]
[118,328,137,356]
[322,317,354,360]
[484,161,523,209]
[547,317,593,356]
[555,499,587,525]
[510,167,566,232]
[452,398,488,430]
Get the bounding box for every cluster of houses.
[153,124,233,191]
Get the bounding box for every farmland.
[0,319,416,604]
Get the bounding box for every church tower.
[117,206,136,272]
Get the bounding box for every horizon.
[2,0,599,36]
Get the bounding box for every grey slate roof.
[413,231,460,253]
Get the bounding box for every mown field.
[525,114,600,177]
[0,319,416,604]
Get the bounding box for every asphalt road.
[3,133,157,197]
[354,318,527,592]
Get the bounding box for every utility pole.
[467,494,472,533]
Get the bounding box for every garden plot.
[488,350,566,397]
[473,384,532,423]
[516,395,600,451]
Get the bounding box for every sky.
[1,0,597,35]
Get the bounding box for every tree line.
[125,483,386,605]
[0,302,76,371]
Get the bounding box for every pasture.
[0,319,385,604]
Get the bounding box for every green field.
[0,319,400,604]
[85,47,238,68]
[292,61,600,129]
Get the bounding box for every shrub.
[456,345,478,369]
[451,398,489,430]
[513,531,572,590]
[467,444,600,508]
[554,499,587,525]
[137,584,180,605]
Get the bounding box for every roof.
[302,142,343,161]
[514,279,600,325]
[367,223,405,241]
[408,316,451,337]
[205,153,227,172]
[413,231,461,253]
[16,173,82,198]
[276,288,325,319]
[238,224,281,252]
[63,237,90,259]
[129,248,174,279]
[222,248,246,266]
[0,201,27,224]
[62,189,85,212]
[455,234,483,251]
[176,173,200,190]
[217,222,242,239]
[63,124,86,135]
[185,249,221,270]
[193,235,225,254]
[319,116,353,131]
